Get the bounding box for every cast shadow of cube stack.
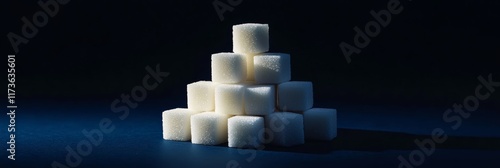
[162,23,337,148]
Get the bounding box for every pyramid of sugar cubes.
[162,23,337,147]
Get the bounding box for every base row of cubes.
[162,108,337,147]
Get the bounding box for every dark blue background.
[2,0,500,167]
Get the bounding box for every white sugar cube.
[228,116,265,148]
[162,108,198,141]
[211,52,246,83]
[278,81,313,111]
[191,112,230,145]
[232,23,269,54]
[303,108,337,140]
[187,81,218,112]
[254,53,291,84]
[265,112,304,147]
[244,85,275,115]
[215,84,245,115]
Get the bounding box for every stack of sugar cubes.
[162,23,337,148]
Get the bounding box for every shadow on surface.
[262,128,500,154]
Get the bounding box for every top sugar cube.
[233,23,269,54]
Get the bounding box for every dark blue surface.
[2,100,499,168]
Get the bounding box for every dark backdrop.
[2,0,499,111]
[2,0,500,167]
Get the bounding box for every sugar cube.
[278,81,313,111]
[187,81,218,112]
[265,112,304,147]
[244,85,275,115]
[191,112,230,145]
[211,52,246,83]
[254,53,291,84]
[215,84,245,115]
[228,116,265,148]
[162,108,199,141]
[232,23,269,54]
[303,108,337,140]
